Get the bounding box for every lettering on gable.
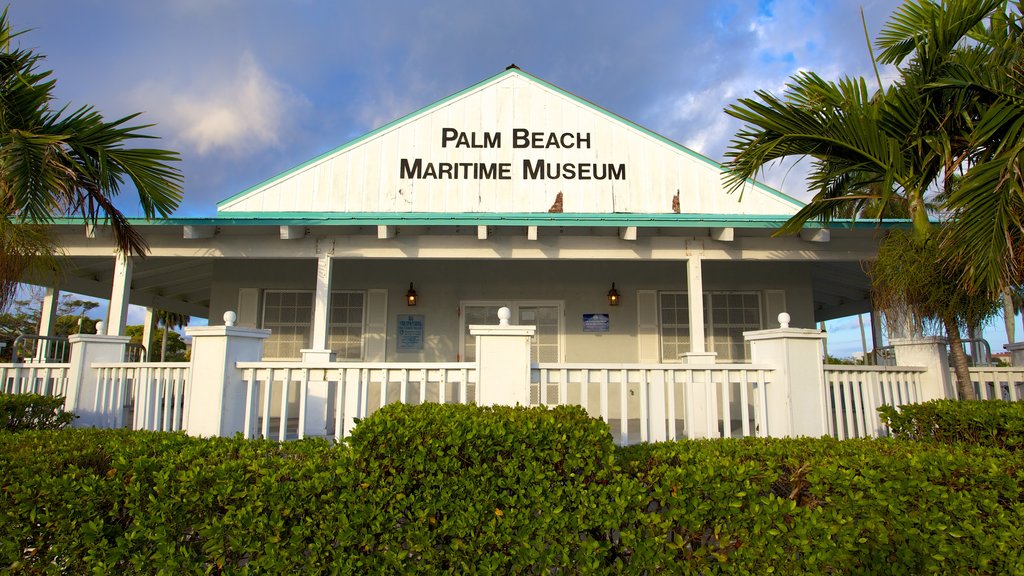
[399,127,626,181]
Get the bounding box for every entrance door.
[460,301,563,362]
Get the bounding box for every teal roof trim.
[215,67,805,211]
[52,213,911,230]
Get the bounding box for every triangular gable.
[217,67,803,216]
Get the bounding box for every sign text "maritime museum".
[399,127,627,181]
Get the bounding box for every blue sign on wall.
[582,313,610,333]
[397,314,425,351]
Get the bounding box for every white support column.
[141,307,156,362]
[892,337,954,401]
[302,253,336,363]
[185,311,270,437]
[681,256,716,364]
[470,307,536,407]
[745,313,829,437]
[106,253,133,336]
[1005,343,1024,367]
[64,327,131,428]
[35,287,60,361]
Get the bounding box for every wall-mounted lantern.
[607,283,620,306]
[406,283,418,306]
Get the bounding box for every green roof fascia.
[50,213,912,230]
[215,67,805,211]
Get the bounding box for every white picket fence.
[823,366,927,439]
[960,367,1024,401]
[91,363,191,432]
[0,363,71,397]
[531,363,773,444]
[236,362,478,441]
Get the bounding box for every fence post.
[470,307,536,407]
[64,324,131,428]
[184,311,270,437]
[891,337,954,401]
[744,313,829,438]
[1005,342,1024,368]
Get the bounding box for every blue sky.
[8,0,1020,356]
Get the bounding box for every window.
[461,301,563,363]
[659,291,762,362]
[328,291,365,360]
[262,291,314,360]
[261,290,366,360]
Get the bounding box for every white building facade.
[42,66,882,366]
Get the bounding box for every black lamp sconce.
[607,283,620,306]
[406,283,418,306]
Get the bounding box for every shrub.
[878,399,1024,449]
[617,437,1024,575]
[345,403,624,572]
[0,393,75,431]
[1,404,1023,574]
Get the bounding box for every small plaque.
[397,314,425,352]
[582,313,610,333]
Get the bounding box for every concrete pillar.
[184,311,270,437]
[1006,343,1024,367]
[142,307,155,361]
[470,307,536,407]
[106,253,133,336]
[892,336,954,401]
[681,256,717,364]
[35,287,59,361]
[64,322,131,428]
[305,253,334,361]
[745,313,829,437]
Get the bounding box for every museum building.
[41,66,883,365]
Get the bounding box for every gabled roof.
[216,66,804,217]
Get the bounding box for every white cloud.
[129,53,308,157]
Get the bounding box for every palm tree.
[875,0,1024,297]
[722,0,1018,400]
[0,8,183,310]
[155,310,189,362]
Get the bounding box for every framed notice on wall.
[582,313,610,333]
[397,314,425,352]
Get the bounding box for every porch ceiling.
[810,261,873,323]
[34,220,882,322]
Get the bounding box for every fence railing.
[236,362,478,441]
[963,367,1024,401]
[0,363,71,397]
[531,363,772,444]
[92,362,191,432]
[823,365,927,439]
[10,334,70,363]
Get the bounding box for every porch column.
[185,311,270,437]
[141,307,155,361]
[892,337,954,401]
[106,253,133,336]
[681,256,716,364]
[35,287,59,361]
[745,313,829,437]
[1005,343,1024,367]
[471,307,536,407]
[64,324,132,428]
[302,252,336,363]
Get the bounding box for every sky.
[7,0,1021,357]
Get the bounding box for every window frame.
[459,300,565,363]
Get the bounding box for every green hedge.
[878,399,1024,449]
[2,403,1023,574]
[0,394,75,432]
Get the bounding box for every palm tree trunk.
[944,317,976,400]
[161,327,168,362]
[1004,289,1016,344]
